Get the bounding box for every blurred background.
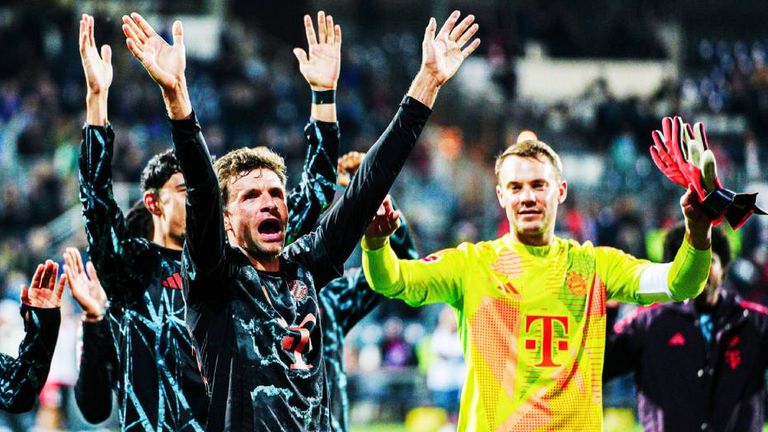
[1,0,768,430]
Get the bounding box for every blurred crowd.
[1,3,768,430]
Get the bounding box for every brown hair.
[213,146,287,205]
[495,139,563,181]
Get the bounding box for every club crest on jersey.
[289,280,309,302]
[421,249,449,263]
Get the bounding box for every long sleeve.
[284,120,340,245]
[597,239,711,305]
[78,124,140,305]
[170,114,228,310]
[0,306,60,413]
[75,317,117,424]
[286,96,431,288]
[362,240,468,309]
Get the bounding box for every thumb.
[293,48,308,65]
[172,20,184,46]
[20,285,29,305]
[101,44,112,65]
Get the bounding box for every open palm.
[79,14,113,95]
[294,11,341,91]
[63,248,107,317]
[421,11,480,85]
[122,13,185,90]
[22,261,66,309]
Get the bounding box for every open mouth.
[258,219,283,239]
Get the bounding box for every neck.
[510,228,554,246]
[694,288,720,312]
[152,230,182,251]
[239,246,280,272]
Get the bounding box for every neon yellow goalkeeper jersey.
[363,234,710,432]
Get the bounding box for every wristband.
[312,89,336,105]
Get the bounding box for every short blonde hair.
[495,140,563,181]
[214,146,287,205]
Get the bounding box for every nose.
[519,187,536,204]
[258,196,278,213]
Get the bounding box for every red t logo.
[524,315,569,367]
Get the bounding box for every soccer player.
[362,139,714,430]
[77,13,340,430]
[1,261,65,413]
[122,9,479,431]
[605,224,768,432]
[322,152,419,431]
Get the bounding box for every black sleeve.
[0,306,60,413]
[603,308,644,381]
[284,120,340,244]
[75,318,117,424]
[79,124,143,306]
[170,114,229,310]
[284,96,431,287]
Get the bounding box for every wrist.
[161,80,192,120]
[362,235,389,251]
[311,89,336,104]
[85,92,108,126]
[81,310,104,323]
[685,223,712,250]
[407,71,442,108]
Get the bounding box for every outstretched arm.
[123,13,225,309]
[77,14,139,304]
[285,12,341,243]
[289,12,480,286]
[0,262,64,413]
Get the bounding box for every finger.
[39,261,54,290]
[79,18,87,56]
[457,23,479,48]
[462,38,481,57]
[86,262,100,285]
[694,122,708,149]
[449,14,475,42]
[335,24,342,48]
[326,15,335,45]
[49,263,60,291]
[125,38,145,62]
[88,15,96,48]
[437,10,461,39]
[424,17,436,43]
[122,16,147,45]
[317,11,327,44]
[303,15,317,46]
[293,48,308,65]
[131,12,159,39]
[122,22,145,50]
[55,274,67,302]
[30,264,44,289]
[20,285,29,305]
[172,20,184,46]
[650,146,669,170]
[381,195,393,213]
[101,44,112,65]
[73,248,84,275]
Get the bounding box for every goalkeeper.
[362,139,713,431]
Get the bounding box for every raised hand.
[337,151,365,187]
[63,248,107,321]
[420,11,480,86]
[293,11,342,91]
[122,13,186,92]
[79,14,113,96]
[21,261,66,309]
[365,195,401,246]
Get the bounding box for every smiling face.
[496,155,567,246]
[223,168,288,259]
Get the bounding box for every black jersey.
[0,306,59,413]
[174,97,431,431]
[77,119,338,430]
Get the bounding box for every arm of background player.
[603,308,645,381]
[284,120,339,244]
[74,317,118,423]
[0,306,61,413]
[326,199,419,334]
[597,239,710,305]
[284,12,341,244]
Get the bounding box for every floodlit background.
[1,0,768,430]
